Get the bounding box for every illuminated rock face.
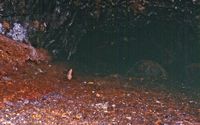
[127,60,167,80]
[0,23,5,34]
[7,23,28,42]
[0,22,28,42]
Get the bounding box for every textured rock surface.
[0,34,50,65]
[127,60,167,80]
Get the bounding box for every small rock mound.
[0,34,51,65]
[0,35,51,76]
[127,60,167,80]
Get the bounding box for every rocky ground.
[0,35,200,125]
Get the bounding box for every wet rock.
[127,60,167,80]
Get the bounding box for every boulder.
[127,60,167,80]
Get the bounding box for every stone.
[127,60,167,80]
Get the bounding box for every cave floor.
[0,61,200,125]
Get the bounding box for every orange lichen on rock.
[0,34,51,66]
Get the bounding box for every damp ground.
[0,61,200,125]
